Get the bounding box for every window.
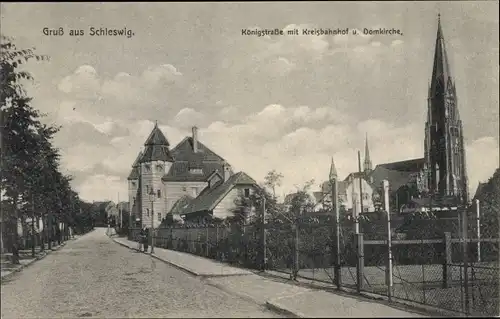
[157,189,161,198]
[133,197,136,204]
[362,193,369,200]
[182,187,187,191]
[131,181,136,187]
[146,208,150,217]
[146,185,149,193]
[244,188,250,198]
[145,164,151,172]
[157,213,161,222]
[156,164,163,172]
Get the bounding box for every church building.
[319,15,468,215]
[127,124,258,227]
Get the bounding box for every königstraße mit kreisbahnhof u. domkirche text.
[241,27,403,37]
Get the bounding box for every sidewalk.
[113,237,428,318]
[113,237,253,276]
[1,237,78,282]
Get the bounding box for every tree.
[1,35,51,263]
[264,170,284,199]
[476,168,500,240]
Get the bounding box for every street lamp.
[148,188,155,254]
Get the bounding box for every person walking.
[138,227,145,252]
[143,227,149,253]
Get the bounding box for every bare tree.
[264,170,284,199]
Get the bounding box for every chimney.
[223,162,231,182]
[192,126,198,153]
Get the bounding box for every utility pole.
[31,193,35,258]
[149,188,155,254]
[357,151,364,217]
[476,199,481,262]
[330,157,341,289]
[119,193,122,229]
[48,209,52,250]
[262,195,267,271]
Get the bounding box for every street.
[0,228,282,318]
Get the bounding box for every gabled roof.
[169,195,195,215]
[375,158,425,172]
[179,172,257,215]
[171,137,226,162]
[369,158,425,192]
[162,137,228,182]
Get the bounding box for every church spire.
[363,133,372,172]
[424,15,467,199]
[430,13,453,96]
[329,157,338,181]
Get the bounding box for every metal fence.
[129,208,499,317]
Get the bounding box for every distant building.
[91,201,119,225]
[317,137,426,214]
[127,124,258,227]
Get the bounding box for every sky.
[1,2,498,202]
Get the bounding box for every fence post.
[293,222,299,280]
[356,233,364,292]
[383,180,393,300]
[461,205,470,315]
[331,175,341,289]
[262,196,267,271]
[442,231,452,288]
[205,226,209,257]
[475,199,481,263]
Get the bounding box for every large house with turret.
[127,124,258,228]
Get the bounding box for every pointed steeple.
[140,123,174,163]
[144,122,169,146]
[329,157,338,181]
[424,14,467,199]
[363,133,372,172]
[430,13,453,96]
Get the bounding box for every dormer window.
[145,164,151,172]
[189,168,203,175]
[156,164,163,172]
[244,188,250,198]
[131,181,136,187]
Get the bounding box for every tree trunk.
[10,216,20,264]
[38,216,44,252]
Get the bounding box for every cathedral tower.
[424,15,468,201]
[140,122,174,228]
[363,134,372,173]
